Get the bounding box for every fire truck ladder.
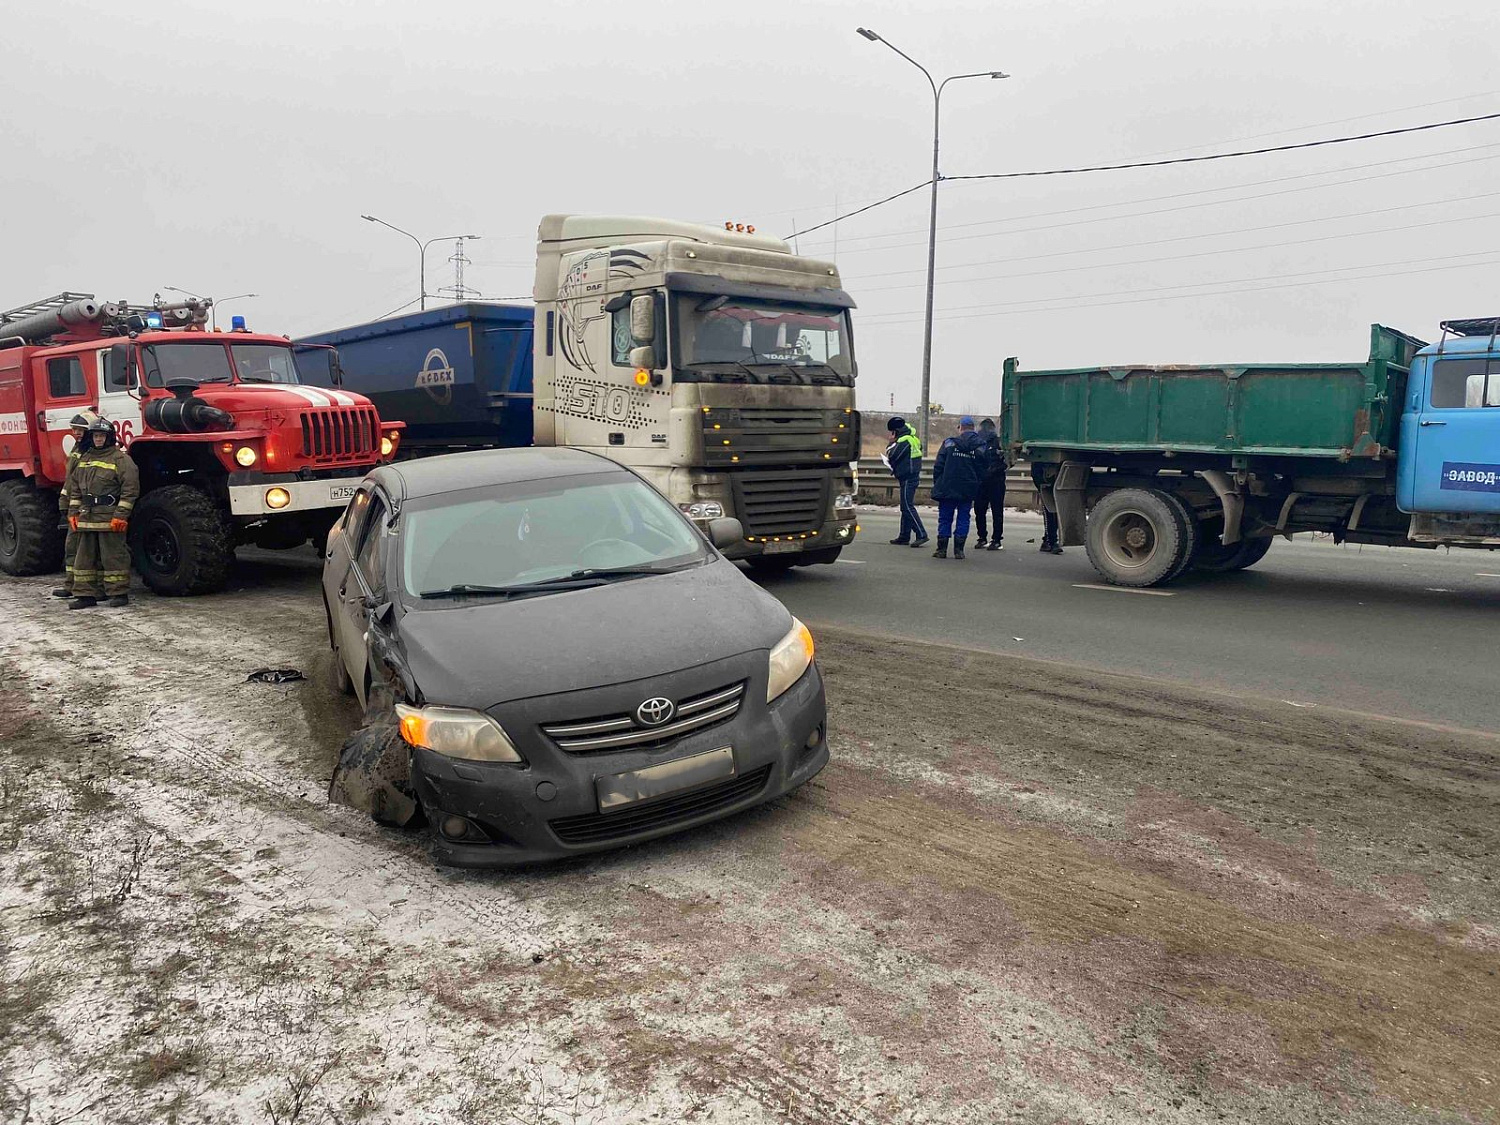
[0,292,99,327]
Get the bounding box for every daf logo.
[416,348,455,406]
[635,697,675,727]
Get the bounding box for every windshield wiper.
[566,563,685,580]
[418,579,605,600]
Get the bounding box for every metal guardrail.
[855,458,1039,508]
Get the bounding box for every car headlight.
[678,500,725,520]
[834,492,856,513]
[766,617,815,703]
[395,704,524,763]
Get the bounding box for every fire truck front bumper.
[227,470,370,517]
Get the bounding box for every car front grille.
[731,472,828,537]
[299,407,380,461]
[540,681,746,754]
[549,765,774,845]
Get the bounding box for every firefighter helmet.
[85,416,118,448]
[69,409,101,432]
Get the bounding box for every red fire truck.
[0,292,402,595]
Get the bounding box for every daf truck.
[297,215,860,571]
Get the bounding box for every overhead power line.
[786,110,1500,240]
[858,255,1500,328]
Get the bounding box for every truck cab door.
[1400,353,1500,514]
[32,352,95,485]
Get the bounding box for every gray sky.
[4,0,1497,416]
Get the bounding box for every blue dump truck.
[297,214,861,571]
[1005,317,1500,587]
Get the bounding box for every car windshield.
[675,295,853,375]
[402,474,709,599]
[230,343,302,384]
[142,343,234,387]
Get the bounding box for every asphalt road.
[759,506,1500,734]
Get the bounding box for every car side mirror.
[707,517,744,550]
[630,293,655,345]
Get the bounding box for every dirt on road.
[0,563,1495,1124]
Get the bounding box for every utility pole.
[439,237,481,303]
[855,28,1008,451]
[360,215,481,311]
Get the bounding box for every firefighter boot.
[932,538,949,559]
[68,597,98,610]
[51,587,71,598]
[954,537,967,559]
[108,594,130,608]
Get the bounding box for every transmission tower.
[438,237,482,302]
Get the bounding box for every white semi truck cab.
[532,215,860,569]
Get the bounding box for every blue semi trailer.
[297,214,862,571]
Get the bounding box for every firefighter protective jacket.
[64,446,140,529]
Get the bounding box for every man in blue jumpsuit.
[930,417,988,559]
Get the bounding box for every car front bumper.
[409,661,828,867]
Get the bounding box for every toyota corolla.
[320,447,828,867]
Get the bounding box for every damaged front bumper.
[346,662,828,867]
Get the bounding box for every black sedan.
[320,447,828,866]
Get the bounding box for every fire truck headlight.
[380,435,396,457]
[234,445,257,467]
[265,487,291,510]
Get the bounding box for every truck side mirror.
[108,342,137,390]
[630,294,656,346]
[707,517,744,550]
[328,350,346,387]
[628,345,657,371]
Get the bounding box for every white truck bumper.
[228,478,361,517]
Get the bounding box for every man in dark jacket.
[974,418,1008,550]
[1032,460,1064,555]
[884,416,928,547]
[930,417,988,559]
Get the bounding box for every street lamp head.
[990,71,1011,79]
[360,214,376,222]
[855,27,880,41]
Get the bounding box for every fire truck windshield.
[230,343,301,385]
[142,343,234,387]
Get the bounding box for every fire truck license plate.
[330,485,357,501]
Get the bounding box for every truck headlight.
[834,492,856,513]
[395,704,524,763]
[381,435,396,457]
[679,501,725,520]
[234,445,257,467]
[766,617,815,703]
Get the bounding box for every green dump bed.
[1003,325,1426,462]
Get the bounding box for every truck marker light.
[712,424,721,430]
[634,369,650,386]
[702,407,711,413]
[831,437,838,443]
[823,453,831,459]
[234,446,257,467]
[731,455,739,462]
[221,442,234,454]
[265,487,291,510]
[722,439,731,446]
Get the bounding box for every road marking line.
[835,559,866,565]
[1476,573,1500,578]
[1073,583,1176,597]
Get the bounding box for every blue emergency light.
[145,312,163,328]
[231,315,247,331]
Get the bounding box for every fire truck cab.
[0,293,401,596]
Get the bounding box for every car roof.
[371,447,627,501]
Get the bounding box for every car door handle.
[1419,419,1447,426]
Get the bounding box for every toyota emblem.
[635,697,675,726]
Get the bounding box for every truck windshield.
[142,343,234,387]
[231,343,301,384]
[675,295,853,376]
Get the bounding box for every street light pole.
[361,215,482,312]
[855,28,1007,451]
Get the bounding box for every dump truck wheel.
[1193,535,1274,573]
[0,478,64,576]
[1085,488,1190,587]
[130,485,234,597]
[1157,490,1202,581]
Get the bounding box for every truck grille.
[731,473,828,537]
[549,765,774,845]
[701,405,855,467]
[299,407,379,462]
[540,682,746,753]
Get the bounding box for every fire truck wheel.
[0,478,65,577]
[129,485,234,597]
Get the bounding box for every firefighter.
[65,417,139,609]
[51,409,102,599]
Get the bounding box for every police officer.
[51,409,102,599]
[65,418,140,609]
[930,416,989,559]
[974,418,1008,551]
[884,416,929,548]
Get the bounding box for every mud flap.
[329,720,420,827]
